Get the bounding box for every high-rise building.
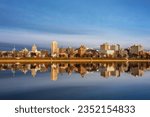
[51,41,59,57]
[100,43,110,50]
[100,43,121,57]
[110,44,120,51]
[100,43,120,51]
[129,45,143,55]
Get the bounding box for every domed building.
[32,44,37,52]
[30,44,41,58]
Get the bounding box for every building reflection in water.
[0,62,150,80]
[51,64,59,81]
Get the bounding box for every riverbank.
[0,58,150,63]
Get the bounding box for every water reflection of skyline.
[0,62,150,80]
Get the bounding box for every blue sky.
[0,0,150,49]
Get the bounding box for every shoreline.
[0,58,150,63]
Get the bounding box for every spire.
[12,44,16,51]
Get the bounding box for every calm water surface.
[0,62,150,100]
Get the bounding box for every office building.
[100,43,110,50]
[51,41,59,57]
[130,45,143,55]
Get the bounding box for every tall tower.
[51,41,59,57]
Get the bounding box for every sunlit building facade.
[129,45,143,55]
[51,41,59,57]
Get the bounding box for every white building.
[32,44,37,52]
[100,43,119,57]
[100,50,115,56]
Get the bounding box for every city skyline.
[0,41,150,60]
[0,0,150,49]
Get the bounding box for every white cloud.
[0,29,150,49]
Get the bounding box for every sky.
[0,0,150,49]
